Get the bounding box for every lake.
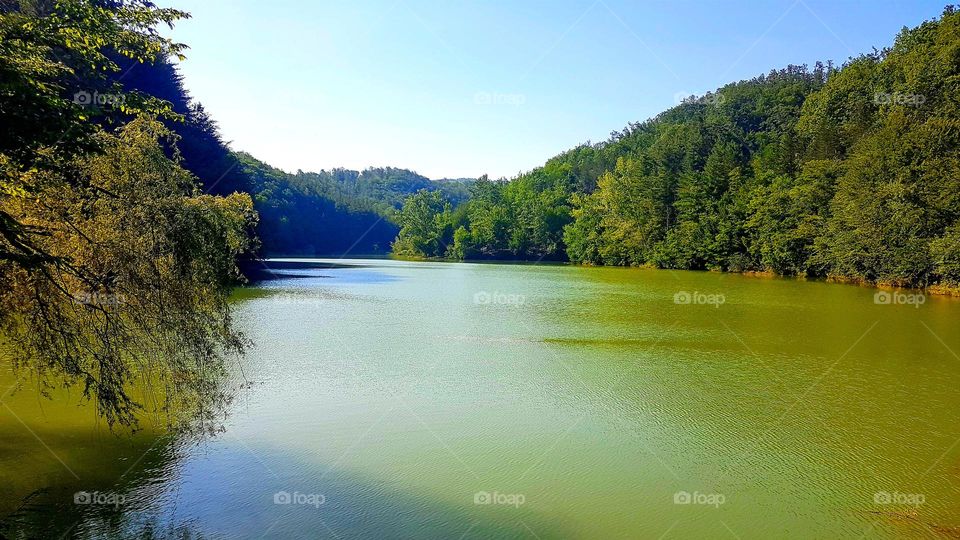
[2,258,960,538]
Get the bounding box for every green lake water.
[2,258,960,538]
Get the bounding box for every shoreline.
[247,255,960,297]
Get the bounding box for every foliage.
[0,1,256,429]
[235,153,400,256]
[392,189,454,257]
[394,170,572,261]
[0,0,187,270]
[0,118,257,428]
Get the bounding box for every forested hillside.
[394,6,960,292]
[239,159,472,256]
[235,154,397,256]
[113,57,472,257]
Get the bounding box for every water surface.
[3,259,960,538]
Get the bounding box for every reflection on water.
[3,258,960,538]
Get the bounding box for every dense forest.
[394,6,960,292]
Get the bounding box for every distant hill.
[111,58,473,257]
[237,154,473,256]
[287,164,473,215]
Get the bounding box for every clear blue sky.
[164,0,946,179]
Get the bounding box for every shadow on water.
[0,430,175,539]
[240,259,372,281]
[1,431,569,539]
[239,259,401,286]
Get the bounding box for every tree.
[392,190,452,258]
[1,117,257,429]
[0,1,258,429]
[1,0,187,270]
